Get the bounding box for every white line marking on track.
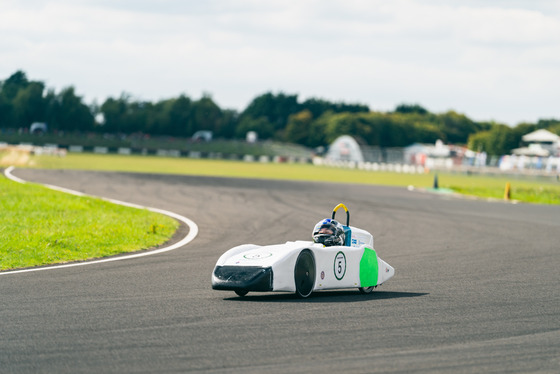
[1,166,199,275]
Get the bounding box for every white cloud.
[1,0,559,125]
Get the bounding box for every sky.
[2,0,560,126]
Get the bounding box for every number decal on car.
[334,251,346,280]
[243,252,272,259]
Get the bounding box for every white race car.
[212,204,395,298]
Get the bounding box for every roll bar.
[331,203,350,226]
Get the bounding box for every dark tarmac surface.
[1,169,559,373]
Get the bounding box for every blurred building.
[512,129,559,157]
[325,135,365,163]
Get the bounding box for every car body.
[212,204,395,297]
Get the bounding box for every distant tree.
[144,99,170,135]
[487,124,516,155]
[123,101,151,134]
[411,121,445,144]
[299,98,331,118]
[468,124,515,155]
[12,81,47,127]
[306,112,330,148]
[152,95,193,136]
[536,118,560,129]
[0,94,11,128]
[437,110,479,144]
[468,131,491,153]
[98,93,235,137]
[100,94,130,133]
[235,116,274,139]
[379,115,411,147]
[46,87,94,131]
[547,123,560,136]
[395,103,428,115]
[285,110,313,144]
[217,109,238,139]
[1,71,29,100]
[241,92,299,134]
[511,122,537,148]
[315,111,450,148]
[240,92,372,143]
[10,69,556,152]
[191,95,222,135]
[300,98,369,118]
[322,112,376,145]
[168,95,193,136]
[473,120,494,132]
[0,71,47,128]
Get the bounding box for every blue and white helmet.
[312,218,345,246]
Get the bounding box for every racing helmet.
[312,218,345,246]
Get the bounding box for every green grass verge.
[26,153,560,205]
[30,153,434,185]
[451,185,560,204]
[0,175,179,271]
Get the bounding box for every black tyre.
[235,290,248,297]
[294,250,315,298]
[358,286,375,294]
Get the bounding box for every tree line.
[1,71,559,155]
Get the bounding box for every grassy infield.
[0,177,178,270]
[2,152,559,271]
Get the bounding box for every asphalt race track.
[2,169,559,373]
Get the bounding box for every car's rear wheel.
[235,290,248,297]
[358,286,375,294]
[294,249,315,298]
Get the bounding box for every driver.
[312,218,345,246]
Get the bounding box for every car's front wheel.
[235,290,248,297]
[294,249,315,298]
